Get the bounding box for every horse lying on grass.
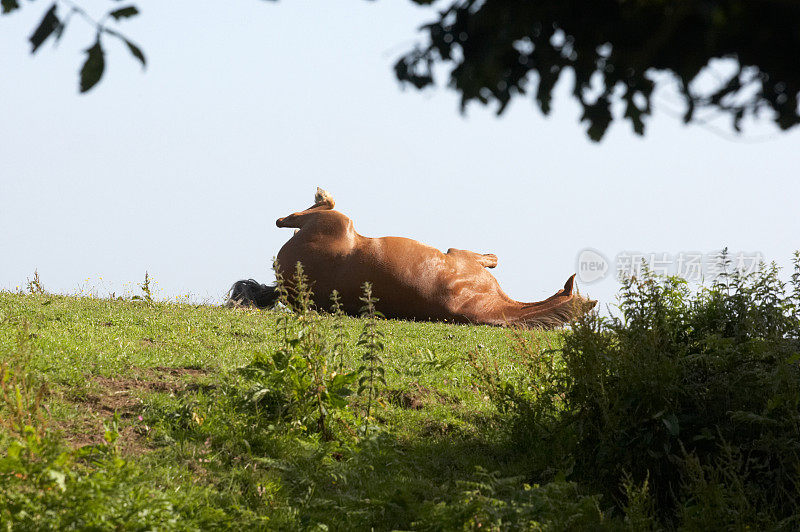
[229,189,596,329]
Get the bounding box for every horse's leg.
[276,208,327,228]
[446,248,498,268]
[275,191,335,228]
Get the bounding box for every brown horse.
[229,189,596,328]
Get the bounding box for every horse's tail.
[511,274,597,329]
[226,279,280,309]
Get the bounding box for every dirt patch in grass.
[53,415,149,456]
[83,366,211,414]
[56,366,212,455]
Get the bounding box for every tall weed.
[239,263,357,440]
[357,282,386,425]
[238,263,390,441]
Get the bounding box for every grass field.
[0,291,607,530]
[4,258,798,529]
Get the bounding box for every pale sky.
[2,0,799,310]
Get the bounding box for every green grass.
[1,292,609,530]
[1,292,524,383]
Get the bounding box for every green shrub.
[477,251,800,526]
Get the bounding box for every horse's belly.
[276,235,497,322]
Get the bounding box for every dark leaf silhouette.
[79,38,105,93]
[1,0,19,14]
[29,4,59,54]
[104,27,146,68]
[109,6,138,20]
[123,38,146,68]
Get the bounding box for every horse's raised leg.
[276,188,335,228]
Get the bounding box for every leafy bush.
[1,415,178,529]
[1,323,47,442]
[0,417,268,529]
[475,251,800,526]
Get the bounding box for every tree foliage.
[398,0,800,140]
[5,0,800,140]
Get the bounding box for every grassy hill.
[1,292,602,530]
[3,259,799,530]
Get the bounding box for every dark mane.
[226,279,279,309]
